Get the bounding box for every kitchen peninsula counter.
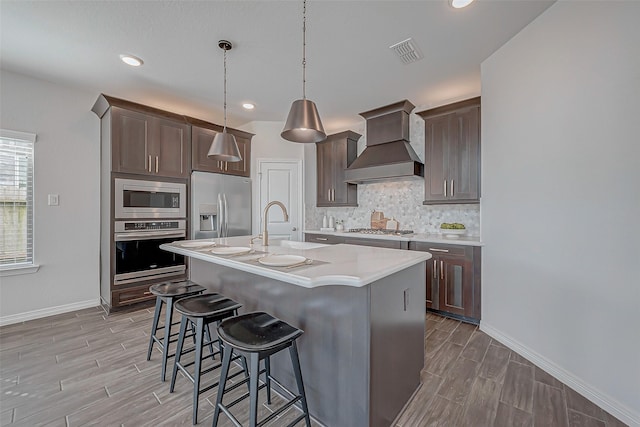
[161,236,430,427]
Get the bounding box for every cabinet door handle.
[316,237,328,241]
[444,180,447,197]
[148,155,152,172]
[328,189,331,201]
[433,260,438,278]
[451,179,454,197]
[225,162,228,171]
[440,260,444,280]
[143,291,152,295]
[155,156,159,173]
[429,248,449,253]
[332,188,335,201]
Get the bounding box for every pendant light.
[208,40,242,162]
[281,0,326,143]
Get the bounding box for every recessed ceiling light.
[120,54,144,67]
[242,103,255,110]
[449,0,475,8]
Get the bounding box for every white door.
[257,160,302,241]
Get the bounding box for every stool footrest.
[256,396,302,427]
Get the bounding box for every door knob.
[292,227,297,231]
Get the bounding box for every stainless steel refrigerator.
[190,171,252,239]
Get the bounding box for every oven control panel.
[125,221,179,231]
[114,219,186,233]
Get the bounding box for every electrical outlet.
[48,194,59,206]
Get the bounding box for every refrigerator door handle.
[222,193,229,238]
[217,193,223,238]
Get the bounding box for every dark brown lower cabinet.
[410,242,481,324]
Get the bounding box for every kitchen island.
[161,236,431,427]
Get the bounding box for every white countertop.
[304,229,483,246]
[161,235,431,289]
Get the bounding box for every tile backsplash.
[305,109,480,236]
[305,180,480,236]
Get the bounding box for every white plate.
[210,246,252,256]
[179,241,216,248]
[258,255,307,267]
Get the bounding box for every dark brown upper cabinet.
[316,130,361,207]
[92,95,190,178]
[187,117,253,177]
[418,97,480,204]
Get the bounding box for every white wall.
[481,2,640,425]
[0,70,101,322]
[239,121,305,234]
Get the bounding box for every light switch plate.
[48,194,59,206]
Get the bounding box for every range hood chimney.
[344,100,424,184]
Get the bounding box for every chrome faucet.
[253,201,289,246]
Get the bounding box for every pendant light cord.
[223,46,228,131]
[302,0,307,100]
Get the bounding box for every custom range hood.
[344,100,424,184]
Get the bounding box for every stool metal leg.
[192,317,205,425]
[147,297,163,361]
[169,316,188,393]
[161,296,174,382]
[290,341,311,427]
[264,357,272,405]
[248,352,260,427]
[212,345,233,427]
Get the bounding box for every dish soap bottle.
[322,214,328,229]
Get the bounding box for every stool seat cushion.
[175,294,242,318]
[149,280,206,297]
[217,312,303,352]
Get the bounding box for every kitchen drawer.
[304,234,345,245]
[409,241,468,257]
[343,237,409,250]
[111,284,155,307]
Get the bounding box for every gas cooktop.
[348,228,414,236]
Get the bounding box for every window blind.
[0,130,36,267]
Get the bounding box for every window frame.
[0,128,39,276]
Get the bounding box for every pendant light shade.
[208,131,241,161]
[281,0,326,143]
[281,99,326,143]
[208,40,242,162]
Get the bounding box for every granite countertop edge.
[304,229,483,247]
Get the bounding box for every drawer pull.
[143,291,152,295]
[316,237,328,241]
[429,248,449,253]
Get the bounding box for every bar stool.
[169,293,243,424]
[212,311,311,427]
[147,280,206,381]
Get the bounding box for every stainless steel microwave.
[114,178,186,219]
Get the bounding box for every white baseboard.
[480,321,639,427]
[0,298,101,327]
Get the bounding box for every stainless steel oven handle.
[115,231,186,242]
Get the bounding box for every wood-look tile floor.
[394,313,628,427]
[0,306,628,426]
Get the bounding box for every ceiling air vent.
[389,38,423,64]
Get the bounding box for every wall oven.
[114,220,186,286]
[115,178,186,219]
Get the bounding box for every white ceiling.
[0,0,554,133]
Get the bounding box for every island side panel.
[190,259,370,427]
[369,262,426,427]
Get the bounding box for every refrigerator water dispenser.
[199,204,217,232]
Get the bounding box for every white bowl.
[440,229,467,238]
